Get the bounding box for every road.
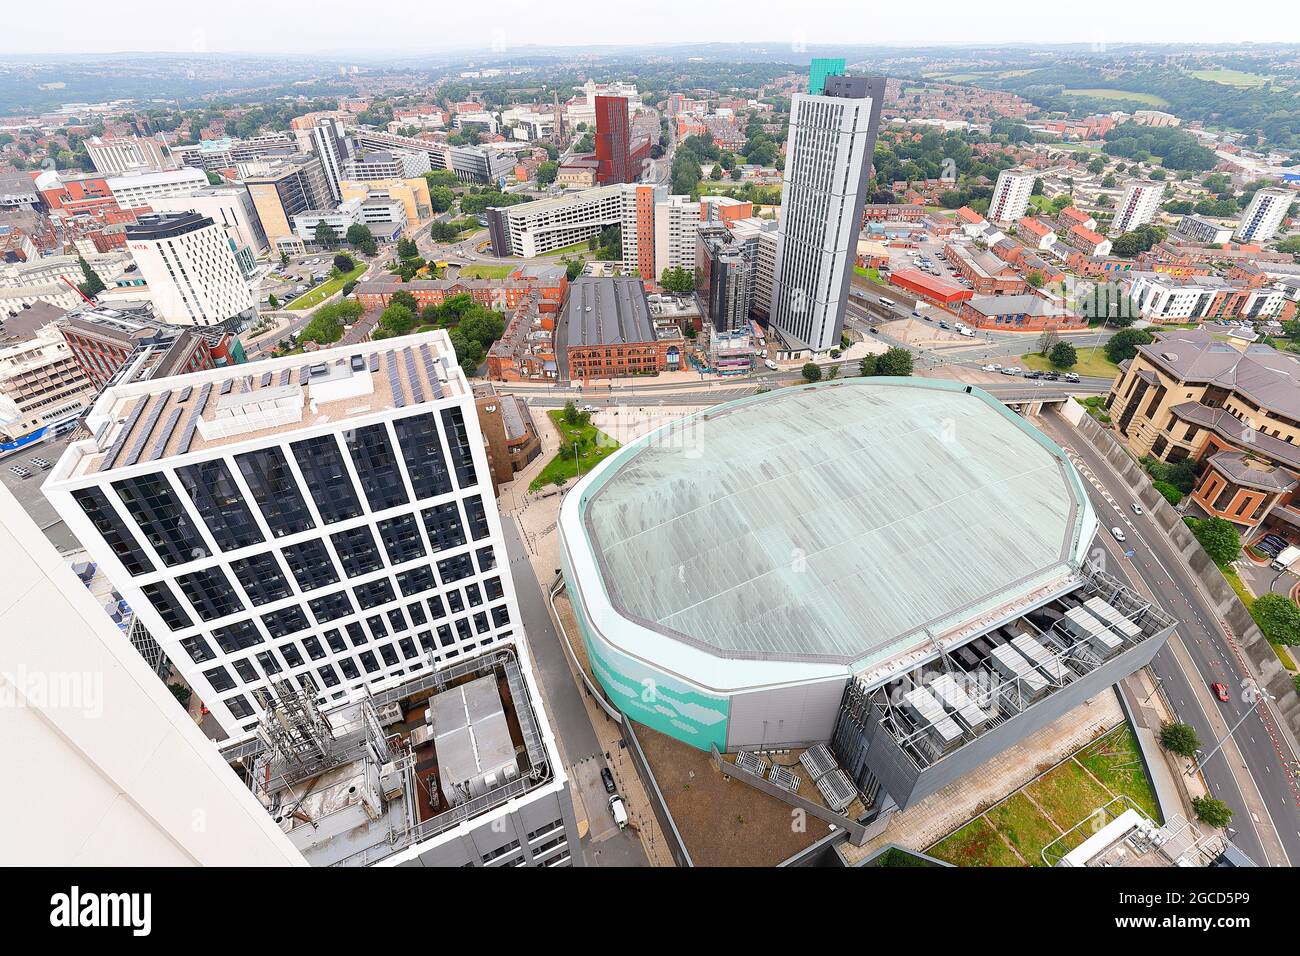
[499,518,648,867]
[1037,408,1300,867]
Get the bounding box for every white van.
[959,327,974,337]
[763,359,778,371]
[609,794,629,829]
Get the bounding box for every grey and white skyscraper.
[309,117,356,203]
[768,72,884,353]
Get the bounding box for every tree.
[1026,270,1045,289]
[397,237,420,260]
[1191,796,1233,829]
[858,354,877,377]
[563,257,586,281]
[267,293,279,310]
[345,223,377,256]
[562,400,579,425]
[389,290,419,314]
[377,303,416,337]
[280,251,290,267]
[1153,480,1183,505]
[1110,223,1167,257]
[1037,328,1060,356]
[536,161,559,186]
[1191,515,1242,567]
[333,252,355,274]
[801,362,822,383]
[875,347,914,377]
[1159,721,1201,758]
[1249,593,1300,646]
[76,256,106,298]
[709,164,723,181]
[168,683,192,706]
[428,185,456,213]
[1049,341,1077,369]
[1104,328,1155,364]
[313,220,339,249]
[659,267,694,294]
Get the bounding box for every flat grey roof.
[563,276,655,348]
[1142,330,1300,420]
[579,379,1088,664]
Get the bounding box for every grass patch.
[869,846,939,867]
[541,240,594,258]
[1075,395,1112,424]
[1022,347,1119,379]
[1221,565,1255,610]
[1062,88,1170,107]
[853,265,883,284]
[1025,759,1114,832]
[1270,641,1298,672]
[287,263,366,311]
[529,410,620,491]
[1076,725,1161,822]
[1189,68,1271,88]
[984,793,1062,867]
[456,263,514,279]
[929,817,1022,867]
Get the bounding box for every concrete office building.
[44,331,528,738]
[85,134,175,176]
[0,485,305,867]
[344,149,431,181]
[988,168,1037,224]
[769,71,884,352]
[309,117,356,203]
[1176,214,1234,245]
[124,212,254,327]
[559,378,1174,812]
[622,182,666,280]
[150,184,269,257]
[352,130,513,185]
[1110,180,1165,236]
[0,323,95,445]
[1235,187,1293,244]
[485,184,628,257]
[654,194,701,277]
[106,167,210,211]
[245,155,334,249]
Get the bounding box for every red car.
[1211,682,1230,703]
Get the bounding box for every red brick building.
[943,242,1029,295]
[888,268,972,308]
[356,266,569,314]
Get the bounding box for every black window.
[330,526,383,578]
[280,643,304,668]
[318,664,340,688]
[303,636,326,661]
[177,566,245,621]
[407,601,427,626]
[354,578,396,610]
[379,643,400,667]
[261,606,309,639]
[473,611,489,634]
[399,636,418,659]
[440,407,478,488]
[367,615,388,639]
[396,565,435,596]
[491,605,510,628]
[141,581,192,631]
[204,666,236,693]
[71,488,153,575]
[477,546,497,573]
[455,617,472,641]
[427,595,446,620]
[225,695,254,720]
[447,589,465,614]
[230,552,293,606]
[255,650,283,675]
[484,577,504,601]
[417,630,434,651]
[338,657,360,680]
[231,658,259,683]
[463,495,490,540]
[465,583,482,607]
[421,501,465,552]
[281,539,339,591]
[386,607,407,632]
[324,629,347,654]
[359,650,380,674]
[392,413,454,499]
[179,635,215,663]
[176,460,263,551]
[346,423,409,511]
[235,447,314,537]
[378,513,426,565]
[291,434,364,523]
[308,590,354,623]
[112,473,208,566]
[436,624,453,647]
[212,620,263,654]
[345,622,368,646]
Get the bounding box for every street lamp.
[1185,689,1276,777]
[1142,673,1164,704]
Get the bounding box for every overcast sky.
[2,0,1297,55]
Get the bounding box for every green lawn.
[853,265,883,284]
[1025,758,1115,832]
[1062,88,1170,107]
[1027,194,1058,215]
[1021,347,1119,379]
[287,263,366,311]
[542,240,595,258]
[529,410,620,491]
[929,818,1022,868]
[1189,69,1271,88]
[457,264,514,279]
[1076,725,1161,822]
[983,793,1063,867]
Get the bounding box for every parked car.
[1211,682,1230,703]
[981,364,999,372]
[609,794,629,829]
[600,767,616,794]
[1064,372,1080,383]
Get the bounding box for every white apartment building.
[124,212,254,327]
[769,75,883,353]
[1235,187,1293,244]
[150,184,270,258]
[652,193,698,277]
[44,331,528,739]
[344,149,431,181]
[0,327,95,443]
[1176,214,1233,245]
[292,196,407,244]
[988,168,1037,224]
[484,184,628,257]
[309,118,357,204]
[85,134,175,176]
[1110,180,1165,236]
[0,484,306,867]
[106,167,210,211]
[1125,271,1285,322]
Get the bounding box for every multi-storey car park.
[43,331,524,739]
[558,377,1176,813]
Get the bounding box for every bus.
[877,297,896,309]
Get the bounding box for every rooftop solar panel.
[147,405,184,462]
[176,383,213,455]
[122,392,171,468]
[177,386,193,403]
[260,372,272,388]
[219,380,233,395]
[403,348,424,404]
[369,353,379,373]
[278,369,290,387]
[387,351,404,408]
[99,397,147,471]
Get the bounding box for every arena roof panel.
[576,379,1090,667]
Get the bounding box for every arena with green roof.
[559,378,1103,756]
